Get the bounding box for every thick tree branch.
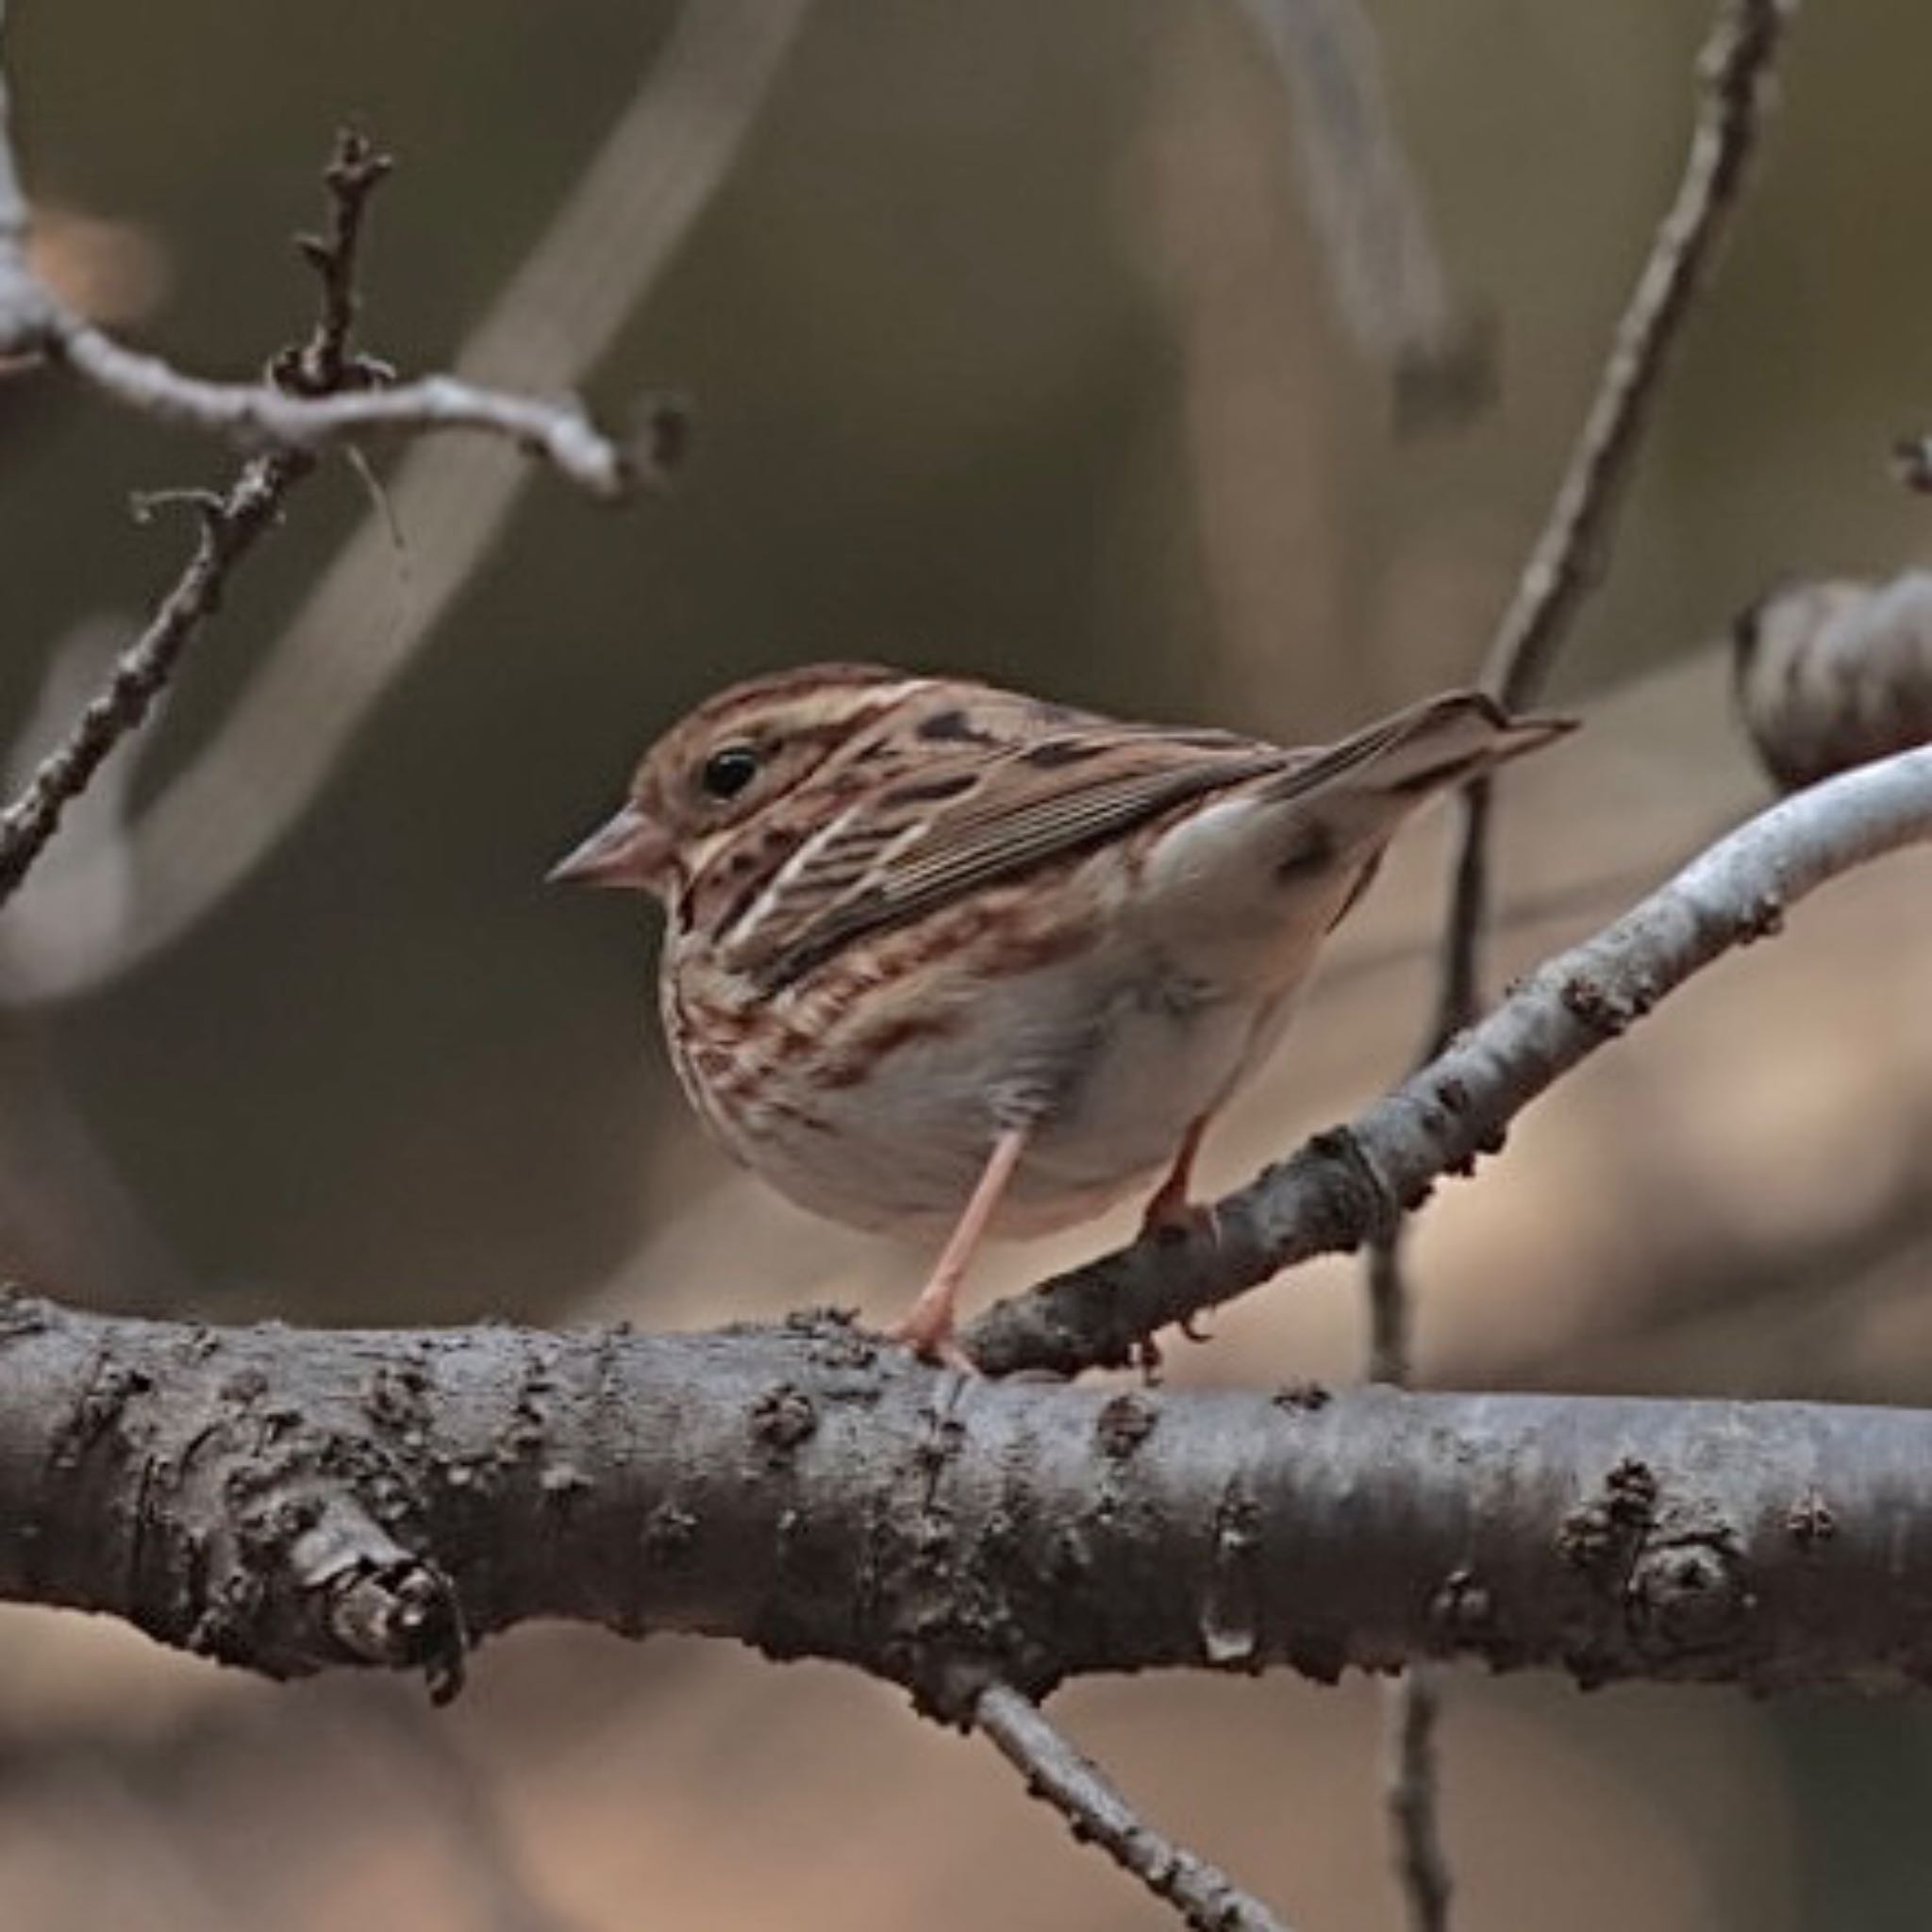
[0,1297,1928,1705]
[968,741,1932,1376]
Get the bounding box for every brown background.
[1,2,1930,1925]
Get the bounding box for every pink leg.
[887,1125,1030,1366]
[1138,1113,1217,1241]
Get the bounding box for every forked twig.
[0,129,398,908]
[974,1681,1294,1932]
[0,0,809,1002]
[0,8,630,497]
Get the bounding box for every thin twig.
[0,458,298,907]
[0,129,394,910]
[1364,1230,1411,1386]
[272,132,395,398]
[46,338,634,496]
[1385,1670,1452,1932]
[1372,15,1796,1912]
[1437,0,1797,1034]
[974,1681,1294,1932]
[0,13,631,496]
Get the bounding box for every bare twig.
[47,337,634,496]
[1370,15,1796,1908]
[271,135,395,398]
[0,128,396,910]
[1385,1670,1452,1932]
[1483,0,1797,707]
[974,1682,1293,1932]
[0,13,631,496]
[969,741,1932,1376]
[1435,0,1797,1034]
[0,458,296,908]
[0,0,811,1003]
[1364,1222,1411,1387]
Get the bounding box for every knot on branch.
[1627,1534,1754,1660]
[319,1547,468,1705]
[180,1409,468,1699]
[1557,1454,1757,1677]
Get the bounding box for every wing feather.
[722,687,1564,992]
[736,730,1286,991]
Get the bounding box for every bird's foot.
[1138,1190,1222,1247]
[883,1294,980,1375]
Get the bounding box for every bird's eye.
[699,743,762,801]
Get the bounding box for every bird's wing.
[724,722,1290,991]
[722,690,1568,991]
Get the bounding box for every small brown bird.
[553,665,1570,1361]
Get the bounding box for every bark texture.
[2,1292,1924,1708]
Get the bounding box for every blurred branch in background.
[1499,1108,1932,1397]
[0,0,810,1004]
[0,622,192,1306]
[1233,0,1490,429]
[0,1682,584,1932]
[1732,572,1932,794]
[1363,6,1799,1919]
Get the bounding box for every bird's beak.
[546,801,668,891]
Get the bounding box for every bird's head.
[547,662,930,901]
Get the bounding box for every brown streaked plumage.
[552,663,1573,1361]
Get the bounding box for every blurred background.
[2,0,1931,1925]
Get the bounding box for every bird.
[551,663,1571,1363]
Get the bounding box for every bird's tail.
[1264,690,1574,817]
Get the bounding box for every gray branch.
[975,1681,1294,1932]
[46,336,635,497]
[0,1297,1925,1707]
[968,741,1932,1377]
[0,458,295,905]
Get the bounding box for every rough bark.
[0,1291,1922,1709]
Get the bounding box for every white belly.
[685,785,1363,1244]
[730,946,1299,1241]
